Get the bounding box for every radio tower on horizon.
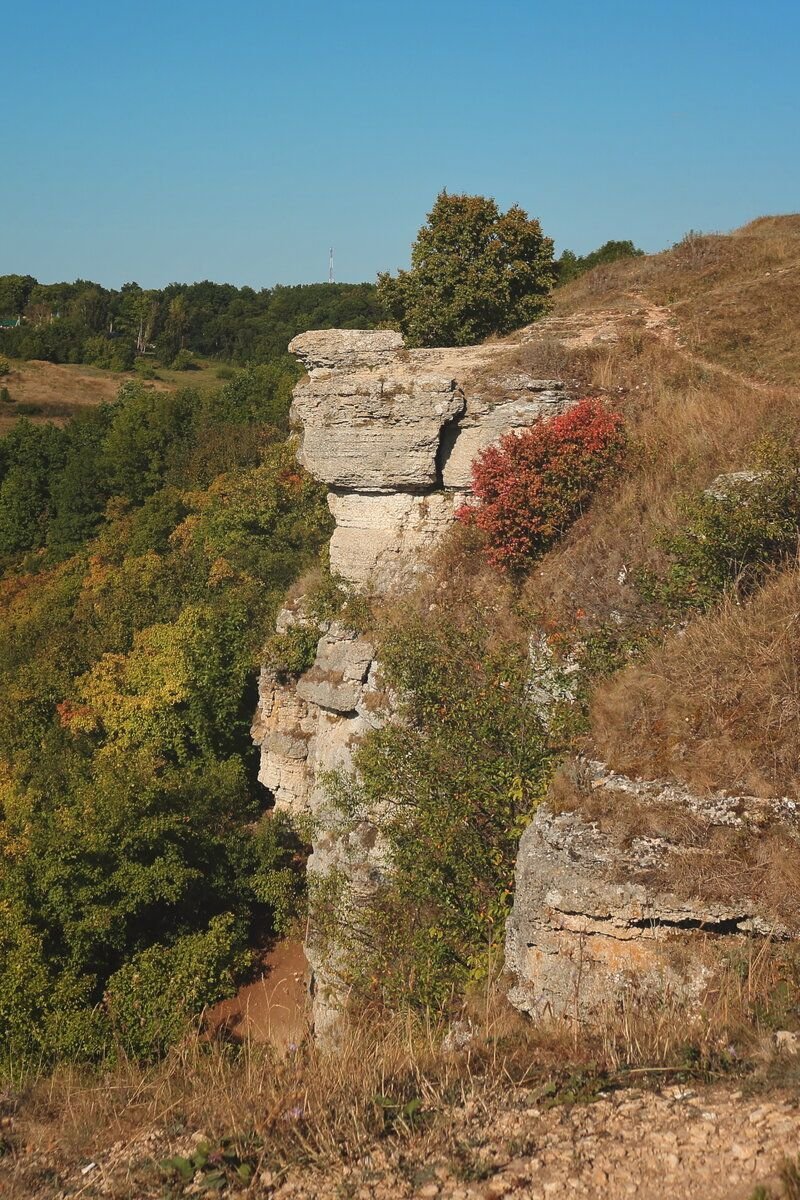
[328,247,335,284]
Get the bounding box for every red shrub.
[458,398,625,572]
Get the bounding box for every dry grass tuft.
[590,566,800,799]
[5,957,800,1198]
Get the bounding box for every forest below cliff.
[0,367,332,1062]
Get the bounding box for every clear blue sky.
[2,0,798,289]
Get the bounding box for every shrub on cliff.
[459,398,626,573]
[376,192,555,347]
[319,609,553,1012]
[638,438,800,612]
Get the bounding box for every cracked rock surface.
[288,328,575,590]
[505,762,800,1021]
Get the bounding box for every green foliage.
[171,348,195,371]
[102,382,197,503]
[249,812,308,934]
[0,356,11,377]
[160,1136,260,1192]
[0,373,333,1065]
[0,274,383,367]
[319,609,554,1011]
[105,914,248,1061]
[377,191,555,346]
[0,274,36,319]
[556,239,644,284]
[133,357,158,380]
[638,440,800,611]
[0,419,66,556]
[84,334,135,372]
[263,623,321,679]
[0,387,11,405]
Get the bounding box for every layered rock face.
[506,760,800,1022]
[252,327,576,1034]
[288,328,573,589]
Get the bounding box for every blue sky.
[2,0,798,289]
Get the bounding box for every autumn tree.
[377,192,555,347]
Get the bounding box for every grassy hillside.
[309,215,800,1013]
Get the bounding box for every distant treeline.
[555,239,644,285]
[0,238,643,372]
[0,275,385,369]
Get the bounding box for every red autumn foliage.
[458,397,626,572]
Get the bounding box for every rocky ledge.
[506,759,800,1021]
[288,328,574,589]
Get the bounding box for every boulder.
[505,767,800,1022]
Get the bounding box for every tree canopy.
[377,192,556,347]
[556,239,644,285]
[0,277,385,369]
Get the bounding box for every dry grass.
[4,959,800,1198]
[551,213,800,384]
[519,333,800,624]
[0,356,225,434]
[549,758,800,925]
[590,566,800,799]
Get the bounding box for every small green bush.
[105,914,248,1062]
[84,335,135,372]
[215,364,236,380]
[133,357,158,379]
[263,622,321,679]
[0,386,12,404]
[639,439,800,611]
[171,348,196,371]
[0,355,11,377]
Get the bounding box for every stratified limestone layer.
[288,328,575,589]
[505,765,800,1022]
[327,490,461,589]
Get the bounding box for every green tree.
[0,420,66,555]
[377,192,555,347]
[0,275,36,319]
[556,239,644,284]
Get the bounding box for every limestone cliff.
[253,324,800,1040]
[253,327,576,1033]
[287,328,572,589]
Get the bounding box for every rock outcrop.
[252,614,389,1037]
[253,327,577,1034]
[288,329,574,590]
[505,760,800,1021]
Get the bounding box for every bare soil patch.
[205,939,310,1050]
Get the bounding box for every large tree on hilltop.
[377,191,555,347]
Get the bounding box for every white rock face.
[254,621,385,820]
[291,370,465,492]
[286,328,576,588]
[327,490,462,590]
[440,385,570,489]
[289,329,404,372]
